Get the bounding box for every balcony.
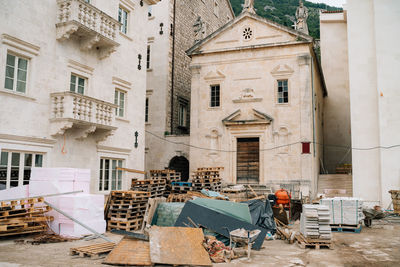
[56,0,120,59]
[50,92,117,141]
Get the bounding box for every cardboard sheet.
[149,226,212,266]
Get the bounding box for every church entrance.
[236,137,259,184]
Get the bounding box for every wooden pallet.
[0,197,44,209]
[331,224,362,233]
[111,191,150,198]
[132,179,166,186]
[109,203,147,210]
[197,167,224,171]
[167,194,190,203]
[0,224,47,237]
[296,233,332,249]
[70,242,116,259]
[108,218,143,231]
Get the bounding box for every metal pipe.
[170,0,177,134]
[0,190,83,202]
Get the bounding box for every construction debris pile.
[0,197,53,237]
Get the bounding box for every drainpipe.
[311,57,316,156]
[170,0,176,135]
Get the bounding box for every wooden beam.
[116,167,146,175]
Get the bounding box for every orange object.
[275,189,291,205]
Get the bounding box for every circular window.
[243,27,253,40]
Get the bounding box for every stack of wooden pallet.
[0,197,53,237]
[131,179,166,198]
[107,191,150,232]
[149,169,181,197]
[191,167,223,192]
[171,182,192,194]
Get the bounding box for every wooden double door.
[236,137,259,184]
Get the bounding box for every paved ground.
[0,223,399,267]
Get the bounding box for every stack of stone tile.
[320,197,364,225]
[300,204,332,240]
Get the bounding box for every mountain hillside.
[229,0,342,39]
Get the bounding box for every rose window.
[243,27,253,40]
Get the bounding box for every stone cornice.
[97,145,131,155]
[0,133,56,146]
[68,59,94,75]
[2,34,40,56]
[112,76,132,90]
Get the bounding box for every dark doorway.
[237,137,259,184]
[168,156,189,181]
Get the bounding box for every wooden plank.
[103,237,152,266]
[142,197,166,231]
[116,167,146,175]
[149,226,211,266]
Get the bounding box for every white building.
[0,0,159,194]
[320,0,400,206]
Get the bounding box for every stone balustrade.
[56,0,120,58]
[50,92,117,138]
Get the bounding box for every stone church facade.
[145,0,234,179]
[187,9,326,196]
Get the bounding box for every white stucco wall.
[320,11,352,174]
[346,0,400,206]
[0,0,158,194]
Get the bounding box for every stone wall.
[170,0,233,135]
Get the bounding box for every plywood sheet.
[103,237,151,266]
[149,226,211,266]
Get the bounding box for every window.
[145,97,149,122]
[302,142,311,154]
[214,0,219,17]
[99,158,123,191]
[0,151,43,190]
[148,6,152,17]
[4,53,28,93]
[114,90,125,117]
[146,45,151,69]
[70,74,85,94]
[118,7,128,34]
[277,79,289,103]
[84,0,90,3]
[178,101,188,127]
[210,85,220,107]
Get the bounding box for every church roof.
[187,10,313,56]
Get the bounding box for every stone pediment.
[187,11,313,56]
[204,70,226,80]
[222,109,273,126]
[270,64,294,77]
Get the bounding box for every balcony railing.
[56,0,120,59]
[50,92,117,140]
